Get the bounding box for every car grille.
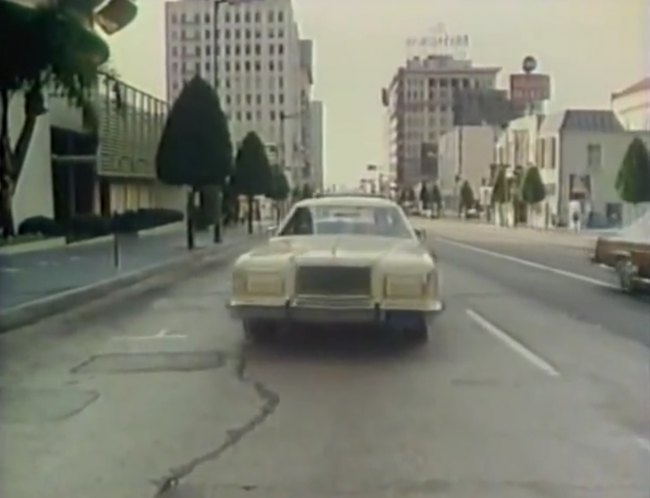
[294,296,372,308]
[295,266,371,296]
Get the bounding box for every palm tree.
[0,0,137,237]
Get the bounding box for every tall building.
[452,88,524,127]
[308,101,324,190]
[383,55,500,186]
[164,0,313,185]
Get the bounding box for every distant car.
[592,211,650,293]
[228,196,444,343]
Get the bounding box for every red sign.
[510,74,551,103]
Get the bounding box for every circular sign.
[523,56,537,74]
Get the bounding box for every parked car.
[592,211,650,293]
[228,195,444,343]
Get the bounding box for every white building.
[383,55,500,186]
[438,124,499,209]
[165,0,313,184]
[308,100,324,190]
[495,110,650,228]
[611,77,650,131]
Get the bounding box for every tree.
[520,166,546,225]
[491,165,508,226]
[266,165,290,224]
[234,131,272,234]
[0,0,130,238]
[301,183,313,200]
[291,185,301,202]
[460,181,475,216]
[616,137,650,205]
[156,75,232,248]
[431,184,442,217]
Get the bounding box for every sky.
[107,0,649,187]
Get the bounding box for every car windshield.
[279,205,413,239]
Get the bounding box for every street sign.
[510,73,551,104]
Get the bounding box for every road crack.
[151,349,279,497]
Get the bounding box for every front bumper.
[227,299,444,325]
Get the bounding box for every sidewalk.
[0,224,257,311]
[411,216,599,250]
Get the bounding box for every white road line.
[635,437,650,453]
[439,237,617,290]
[111,329,188,341]
[466,308,561,377]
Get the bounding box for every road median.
[0,233,264,334]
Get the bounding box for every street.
[1,219,649,498]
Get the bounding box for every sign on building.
[509,73,551,104]
[406,23,470,60]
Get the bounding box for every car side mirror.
[415,228,427,242]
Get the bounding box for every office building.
[383,55,500,186]
[165,0,313,184]
[308,101,324,190]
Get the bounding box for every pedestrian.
[572,211,580,233]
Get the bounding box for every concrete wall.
[6,93,55,226]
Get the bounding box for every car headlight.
[384,274,430,298]
[233,271,285,296]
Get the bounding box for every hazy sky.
[108,0,649,187]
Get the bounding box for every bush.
[111,208,184,233]
[68,214,111,238]
[18,216,64,237]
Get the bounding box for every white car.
[227,196,444,342]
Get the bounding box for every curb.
[65,222,186,249]
[0,234,264,334]
[0,237,67,256]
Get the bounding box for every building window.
[225,11,230,22]
[194,13,200,23]
[172,46,178,56]
[171,13,178,23]
[278,44,284,55]
[279,94,284,104]
[234,12,240,23]
[278,28,284,38]
[270,110,276,120]
[225,28,230,39]
[245,28,251,39]
[245,61,251,71]
[205,61,210,72]
[269,28,275,38]
[278,11,284,22]
[246,93,252,104]
[269,44,275,55]
[256,94,262,104]
[279,76,283,88]
[235,29,240,39]
[256,110,261,120]
[225,45,230,55]
[268,11,274,22]
[205,29,210,38]
[204,13,210,23]
[215,45,220,55]
[440,79,448,87]
[270,94,275,104]
[226,95,231,105]
[244,12,251,22]
[225,61,231,71]
[225,78,231,88]
[236,111,241,121]
[255,29,261,39]
[181,13,186,22]
[245,44,251,55]
[246,111,252,121]
[255,61,261,71]
[587,143,602,169]
[195,62,200,73]
[235,45,240,55]
[235,61,240,72]
[255,12,261,22]
[269,61,275,71]
[194,45,201,56]
[255,44,261,55]
[206,45,211,55]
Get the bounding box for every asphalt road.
[0,226,251,310]
[1,220,648,498]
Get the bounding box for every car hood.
[238,235,433,270]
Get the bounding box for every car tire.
[243,319,277,343]
[616,259,638,294]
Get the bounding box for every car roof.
[295,195,398,208]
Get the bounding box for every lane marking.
[111,329,188,341]
[635,437,650,453]
[439,237,617,290]
[466,308,561,377]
